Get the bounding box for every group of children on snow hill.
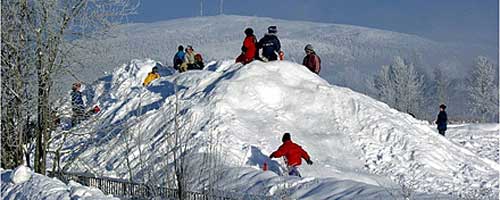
[68,24,450,178]
[142,45,206,87]
[173,45,205,73]
[235,26,321,75]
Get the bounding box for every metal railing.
[48,171,271,200]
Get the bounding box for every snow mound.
[55,59,498,198]
[10,165,32,184]
[1,169,118,200]
[68,180,115,199]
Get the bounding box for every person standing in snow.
[257,25,282,61]
[143,66,160,86]
[71,82,86,125]
[173,45,185,72]
[269,132,313,177]
[242,28,258,64]
[435,104,448,136]
[302,44,321,74]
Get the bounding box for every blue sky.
[129,0,498,45]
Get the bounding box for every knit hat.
[178,45,184,51]
[268,25,277,34]
[282,132,291,142]
[304,44,314,52]
[439,104,446,109]
[244,28,254,36]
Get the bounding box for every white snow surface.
[1,168,118,200]
[446,123,499,163]
[53,59,498,198]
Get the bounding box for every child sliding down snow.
[269,132,313,177]
[143,66,160,86]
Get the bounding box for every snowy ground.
[46,59,498,199]
[1,166,118,200]
[446,124,499,163]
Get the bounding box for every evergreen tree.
[467,56,497,122]
[433,66,450,105]
[374,56,425,116]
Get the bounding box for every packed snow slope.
[446,123,499,163]
[61,15,498,119]
[1,166,118,200]
[56,59,498,198]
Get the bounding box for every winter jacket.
[258,33,281,61]
[235,53,246,64]
[143,72,160,86]
[270,140,311,167]
[243,35,257,63]
[173,51,185,68]
[194,53,204,68]
[71,90,85,112]
[184,51,196,64]
[436,111,447,131]
[302,53,321,74]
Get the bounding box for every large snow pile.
[1,167,118,200]
[53,59,498,198]
[60,15,499,120]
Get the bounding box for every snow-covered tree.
[1,0,137,174]
[467,56,498,122]
[433,66,450,105]
[374,65,396,107]
[374,56,425,116]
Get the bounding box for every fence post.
[122,182,125,197]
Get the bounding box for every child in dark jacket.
[258,26,281,61]
[71,82,85,125]
[435,104,448,136]
[173,45,185,72]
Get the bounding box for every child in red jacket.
[302,44,321,74]
[242,28,258,63]
[269,132,313,177]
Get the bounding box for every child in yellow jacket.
[143,66,160,86]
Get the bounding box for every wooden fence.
[48,171,272,200]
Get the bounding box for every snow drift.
[53,59,498,198]
[1,167,118,200]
